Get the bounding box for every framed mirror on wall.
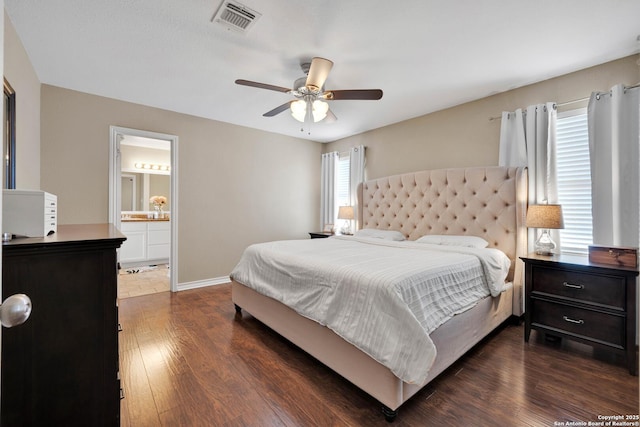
[4,78,16,189]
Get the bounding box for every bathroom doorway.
[109,126,178,294]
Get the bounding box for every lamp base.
[534,230,557,255]
[340,220,352,235]
[534,249,555,256]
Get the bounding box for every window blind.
[556,109,593,254]
[336,152,350,208]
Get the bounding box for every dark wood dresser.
[521,253,638,375]
[1,224,126,426]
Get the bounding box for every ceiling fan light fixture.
[312,100,329,122]
[290,99,329,123]
[290,100,307,122]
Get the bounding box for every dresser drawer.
[531,299,625,348]
[530,265,626,309]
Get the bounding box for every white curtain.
[320,151,338,230]
[498,109,527,167]
[499,102,559,251]
[588,84,639,247]
[349,145,366,230]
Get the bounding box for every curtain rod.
[488,98,582,121]
[593,82,640,99]
[488,82,640,121]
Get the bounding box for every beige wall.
[4,12,40,189]
[40,85,321,283]
[326,55,640,180]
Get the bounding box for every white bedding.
[230,235,511,384]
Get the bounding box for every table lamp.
[526,204,564,255]
[337,206,355,235]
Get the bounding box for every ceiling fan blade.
[325,89,383,100]
[235,79,291,93]
[323,109,337,123]
[305,57,333,91]
[263,101,293,117]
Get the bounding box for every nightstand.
[309,232,333,239]
[521,253,638,375]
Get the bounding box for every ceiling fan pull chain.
[302,120,312,135]
[305,98,313,135]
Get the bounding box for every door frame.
[108,126,179,292]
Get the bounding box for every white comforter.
[230,235,511,384]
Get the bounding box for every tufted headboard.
[357,166,528,314]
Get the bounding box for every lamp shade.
[526,204,564,229]
[305,57,333,92]
[337,206,354,220]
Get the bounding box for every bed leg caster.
[234,304,242,315]
[381,405,397,422]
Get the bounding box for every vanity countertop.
[121,213,170,222]
[121,217,169,222]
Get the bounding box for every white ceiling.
[5,1,640,143]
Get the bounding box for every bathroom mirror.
[121,172,170,211]
[120,138,171,212]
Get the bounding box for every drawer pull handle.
[563,281,584,290]
[563,316,584,325]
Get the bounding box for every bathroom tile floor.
[118,264,170,298]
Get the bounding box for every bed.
[230,166,527,421]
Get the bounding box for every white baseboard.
[177,276,230,292]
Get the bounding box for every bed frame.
[232,166,527,421]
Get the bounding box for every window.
[555,109,593,254]
[321,146,364,232]
[336,152,350,208]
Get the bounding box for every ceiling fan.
[235,57,383,125]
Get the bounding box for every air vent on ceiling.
[211,1,261,34]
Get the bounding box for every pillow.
[354,229,406,241]
[416,235,489,248]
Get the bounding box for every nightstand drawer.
[531,299,625,348]
[531,266,625,309]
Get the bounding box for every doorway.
[109,126,178,294]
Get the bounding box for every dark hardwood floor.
[119,284,639,426]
